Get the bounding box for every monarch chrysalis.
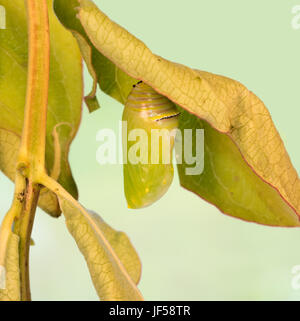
[122,81,180,209]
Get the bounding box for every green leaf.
[0,0,83,217]
[0,233,20,301]
[177,110,300,226]
[72,0,300,226]
[59,197,143,300]
[53,0,137,106]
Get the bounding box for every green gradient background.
[1,0,300,300]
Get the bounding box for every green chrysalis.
[122,81,180,209]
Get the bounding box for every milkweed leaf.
[71,31,100,112]
[53,0,137,105]
[0,0,83,217]
[67,0,300,226]
[0,233,20,301]
[59,197,143,300]
[177,109,300,226]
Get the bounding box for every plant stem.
[16,181,40,301]
[18,0,50,178]
[13,0,50,301]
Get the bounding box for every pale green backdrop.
[1,0,300,300]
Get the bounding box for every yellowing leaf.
[75,0,300,226]
[0,130,20,182]
[72,31,100,112]
[53,0,137,105]
[0,233,20,301]
[87,210,141,284]
[0,0,83,217]
[59,197,143,300]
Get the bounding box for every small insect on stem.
[17,191,25,203]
